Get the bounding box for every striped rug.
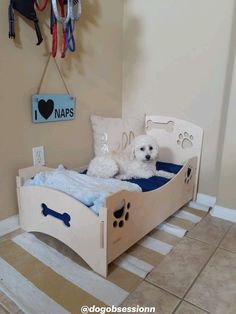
[0,205,208,314]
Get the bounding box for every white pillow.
[90,115,145,156]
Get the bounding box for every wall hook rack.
[8,0,82,58]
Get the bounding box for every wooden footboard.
[16,167,108,277]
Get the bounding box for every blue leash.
[66,19,76,52]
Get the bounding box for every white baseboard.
[187,201,209,212]
[196,193,216,207]
[0,215,20,237]
[187,193,216,212]
[193,193,236,223]
[210,205,236,223]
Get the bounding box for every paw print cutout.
[113,201,130,228]
[185,166,193,184]
[177,132,193,149]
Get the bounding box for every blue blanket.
[25,162,182,214]
[24,165,141,214]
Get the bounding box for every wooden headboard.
[145,115,203,199]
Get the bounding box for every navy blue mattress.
[125,161,182,192]
[83,161,182,192]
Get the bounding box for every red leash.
[35,0,49,11]
[52,23,58,57]
[52,0,66,58]
[34,0,66,58]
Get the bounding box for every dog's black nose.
[145,155,151,160]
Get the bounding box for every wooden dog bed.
[16,116,203,277]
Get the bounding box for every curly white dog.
[87,134,174,180]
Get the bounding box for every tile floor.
[123,214,236,314]
[1,213,236,314]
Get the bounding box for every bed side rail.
[105,157,197,263]
[18,165,54,183]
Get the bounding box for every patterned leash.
[51,0,82,55]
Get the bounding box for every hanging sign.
[32,94,76,123]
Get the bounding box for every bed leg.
[16,177,23,215]
[93,262,107,277]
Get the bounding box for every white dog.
[87,134,174,180]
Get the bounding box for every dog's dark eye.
[149,146,153,150]
[140,147,145,151]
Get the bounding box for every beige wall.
[0,0,123,220]
[217,97,236,208]
[217,54,236,208]
[123,0,234,196]
[1,0,236,221]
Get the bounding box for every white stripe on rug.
[13,233,128,307]
[174,210,202,223]
[114,254,154,279]
[187,201,210,212]
[0,258,69,314]
[0,215,19,237]
[138,236,173,255]
[157,223,187,238]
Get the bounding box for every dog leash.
[8,0,82,57]
[51,0,82,55]
[51,0,70,26]
[33,0,66,57]
[66,20,76,52]
[35,0,49,11]
[66,0,82,52]
[51,0,67,58]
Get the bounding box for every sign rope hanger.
[37,55,71,95]
[32,55,76,123]
[8,0,82,58]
